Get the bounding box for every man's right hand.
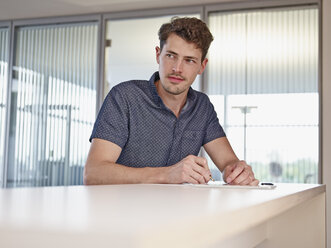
[165,155,211,184]
[85,139,212,185]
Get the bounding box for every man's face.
[156,33,208,96]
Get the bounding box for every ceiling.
[0,0,240,21]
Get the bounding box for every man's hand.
[223,160,259,186]
[166,155,212,184]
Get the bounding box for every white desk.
[0,183,325,248]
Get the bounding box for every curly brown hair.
[158,17,214,61]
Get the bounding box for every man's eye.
[186,59,196,63]
[166,54,174,58]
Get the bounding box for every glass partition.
[207,7,319,183]
[7,23,98,187]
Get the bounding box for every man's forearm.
[83,162,169,185]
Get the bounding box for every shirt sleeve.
[89,86,129,148]
[203,97,226,145]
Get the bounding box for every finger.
[192,157,211,182]
[225,164,245,183]
[193,156,209,170]
[249,179,260,186]
[237,176,251,185]
[222,164,235,181]
[191,163,211,183]
[189,170,207,184]
[185,176,199,184]
[232,168,253,185]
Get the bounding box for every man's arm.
[84,138,212,185]
[203,137,259,186]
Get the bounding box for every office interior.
[0,0,330,246]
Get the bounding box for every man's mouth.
[168,75,185,83]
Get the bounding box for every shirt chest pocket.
[181,130,204,158]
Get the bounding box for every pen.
[261,182,274,186]
[209,175,215,182]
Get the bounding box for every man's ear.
[155,46,161,64]
[198,58,208,75]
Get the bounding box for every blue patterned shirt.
[90,72,225,168]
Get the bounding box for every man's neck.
[155,81,188,118]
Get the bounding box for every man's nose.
[172,59,183,73]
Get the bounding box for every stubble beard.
[162,84,186,95]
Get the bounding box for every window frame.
[0,21,12,188]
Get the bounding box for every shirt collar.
[148,71,197,111]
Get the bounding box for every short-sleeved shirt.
[90,72,225,168]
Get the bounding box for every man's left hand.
[223,161,259,186]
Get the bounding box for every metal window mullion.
[0,28,9,187]
[2,22,12,188]
[0,31,6,165]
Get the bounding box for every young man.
[84,17,259,186]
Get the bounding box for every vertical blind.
[6,23,98,187]
[0,28,9,187]
[208,7,318,95]
[207,7,319,183]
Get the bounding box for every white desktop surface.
[0,183,326,248]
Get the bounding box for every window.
[104,13,200,97]
[207,7,319,183]
[6,22,98,187]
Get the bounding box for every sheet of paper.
[185,181,276,190]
